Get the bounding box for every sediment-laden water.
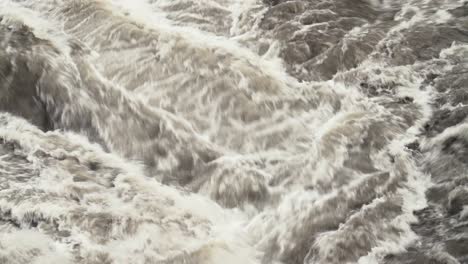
[0,0,467,263]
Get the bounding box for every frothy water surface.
[1,0,468,263]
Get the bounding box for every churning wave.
[0,0,467,263]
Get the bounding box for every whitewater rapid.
[0,0,468,263]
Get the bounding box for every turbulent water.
[0,0,468,263]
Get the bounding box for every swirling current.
[0,0,468,263]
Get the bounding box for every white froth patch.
[105,0,300,94]
[0,230,72,264]
[434,10,453,24]
[358,169,430,263]
[0,1,75,55]
[0,113,259,263]
[461,206,468,220]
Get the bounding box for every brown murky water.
[0,0,467,263]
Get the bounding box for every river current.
[0,0,468,263]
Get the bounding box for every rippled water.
[0,0,467,263]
